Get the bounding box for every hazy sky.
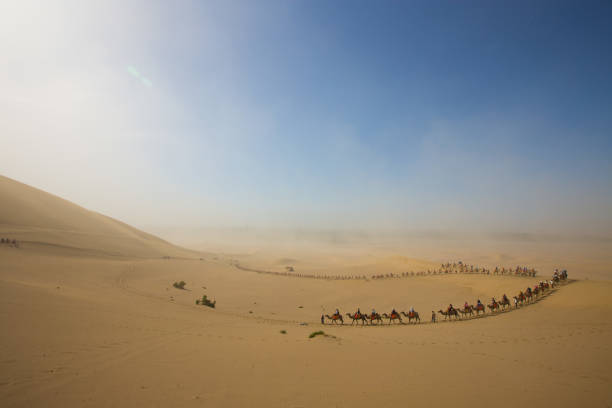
[1,1,611,235]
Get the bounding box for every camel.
[499,297,511,310]
[473,304,485,315]
[346,313,368,325]
[325,314,343,325]
[438,309,460,320]
[382,312,402,324]
[487,302,499,312]
[367,313,383,325]
[401,311,420,323]
[458,307,474,318]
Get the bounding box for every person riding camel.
[391,308,398,316]
[491,297,497,306]
[335,308,340,317]
[464,301,469,310]
[447,304,454,313]
[409,306,415,315]
[371,308,377,317]
[477,299,482,306]
[502,294,508,303]
[355,308,361,318]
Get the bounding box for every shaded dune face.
[0,175,198,258]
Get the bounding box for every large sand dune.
[1,177,611,407]
[0,175,198,259]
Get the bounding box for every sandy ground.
[1,247,611,408]
[1,175,612,407]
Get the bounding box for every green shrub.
[309,330,325,338]
[197,294,216,308]
[173,281,186,290]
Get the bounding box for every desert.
[1,175,611,407]
[2,2,612,407]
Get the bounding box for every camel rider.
[372,308,377,316]
[447,304,454,313]
[464,301,469,310]
[502,294,508,303]
[409,306,415,314]
[491,297,497,305]
[335,308,340,317]
[391,308,398,317]
[477,299,482,307]
[355,308,361,318]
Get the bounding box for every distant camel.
[382,312,402,324]
[401,311,420,323]
[325,314,343,325]
[458,307,474,318]
[346,313,368,325]
[499,298,510,310]
[533,287,540,298]
[438,309,459,320]
[487,302,500,312]
[473,304,485,315]
[367,313,383,325]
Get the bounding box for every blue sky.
[1,0,611,234]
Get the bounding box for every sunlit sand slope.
[0,175,198,258]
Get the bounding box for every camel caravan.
[234,260,538,282]
[322,269,568,326]
[322,308,420,326]
[0,238,19,248]
[436,261,537,277]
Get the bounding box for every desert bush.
[309,331,325,338]
[280,330,287,334]
[173,281,186,290]
[197,294,216,308]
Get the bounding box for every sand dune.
[0,175,199,259]
[1,177,611,407]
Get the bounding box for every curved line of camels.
[233,261,538,282]
[323,272,568,326]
